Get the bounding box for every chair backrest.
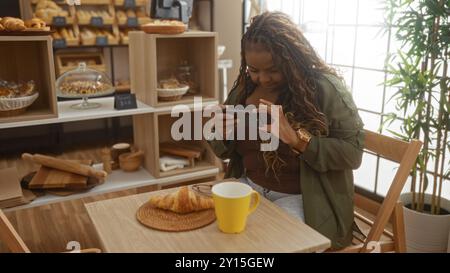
[359,130,422,251]
[0,209,30,253]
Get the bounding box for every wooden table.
[85,185,331,253]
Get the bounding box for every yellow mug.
[212,182,260,233]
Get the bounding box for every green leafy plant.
[383,0,449,214]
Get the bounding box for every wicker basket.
[0,93,39,116]
[157,85,189,101]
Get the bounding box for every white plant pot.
[400,192,450,253]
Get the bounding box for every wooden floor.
[0,145,222,253]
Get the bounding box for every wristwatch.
[291,128,312,155]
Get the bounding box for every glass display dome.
[56,62,115,110]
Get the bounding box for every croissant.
[25,18,47,30]
[0,18,4,31]
[1,17,26,31]
[149,186,214,214]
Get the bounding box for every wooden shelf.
[0,36,58,125]
[0,97,153,129]
[0,97,219,129]
[133,110,221,178]
[158,160,217,178]
[129,31,219,107]
[3,163,219,212]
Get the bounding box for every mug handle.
[248,190,260,215]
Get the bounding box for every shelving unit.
[0,35,58,124]
[133,110,219,178]
[1,3,222,212]
[129,31,218,107]
[0,97,219,129]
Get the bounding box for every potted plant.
[383,0,450,252]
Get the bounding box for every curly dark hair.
[230,11,341,178]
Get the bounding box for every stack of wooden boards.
[159,142,205,168]
[22,153,108,196]
[0,167,36,209]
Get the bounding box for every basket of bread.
[0,17,50,34]
[140,19,186,34]
[157,78,189,101]
[0,80,39,116]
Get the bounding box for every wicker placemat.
[136,201,216,232]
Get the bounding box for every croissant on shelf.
[25,18,49,30]
[0,17,26,31]
[149,186,214,214]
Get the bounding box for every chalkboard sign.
[114,93,137,110]
[91,16,104,27]
[96,36,108,46]
[52,16,67,26]
[127,17,138,27]
[124,0,136,8]
[53,39,67,49]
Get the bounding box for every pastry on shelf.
[34,0,69,22]
[59,80,113,95]
[24,18,50,31]
[0,17,26,31]
[148,186,214,214]
[158,77,183,89]
[0,79,36,98]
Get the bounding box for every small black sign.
[124,0,136,8]
[52,16,67,26]
[91,16,104,27]
[96,36,108,46]
[127,17,138,27]
[114,93,137,110]
[53,39,67,48]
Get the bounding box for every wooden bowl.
[119,151,143,172]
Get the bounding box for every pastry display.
[80,27,118,45]
[59,80,113,95]
[0,17,50,32]
[77,10,113,24]
[52,27,77,40]
[0,80,36,98]
[56,62,115,109]
[149,186,214,214]
[141,19,186,34]
[158,77,184,89]
[34,0,69,22]
[148,19,186,26]
[24,18,48,30]
[0,17,26,31]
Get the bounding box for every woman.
[208,12,364,249]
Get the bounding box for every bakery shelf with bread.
[133,110,220,178]
[114,0,146,6]
[52,26,79,47]
[55,51,106,76]
[0,35,57,123]
[80,0,111,5]
[129,31,219,107]
[79,27,119,46]
[76,9,115,26]
[31,0,75,26]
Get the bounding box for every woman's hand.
[256,99,299,147]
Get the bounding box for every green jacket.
[207,74,365,249]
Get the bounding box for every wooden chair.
[336,130,422,253]
[0,208,101,253]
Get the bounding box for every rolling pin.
[22,153,107,180]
